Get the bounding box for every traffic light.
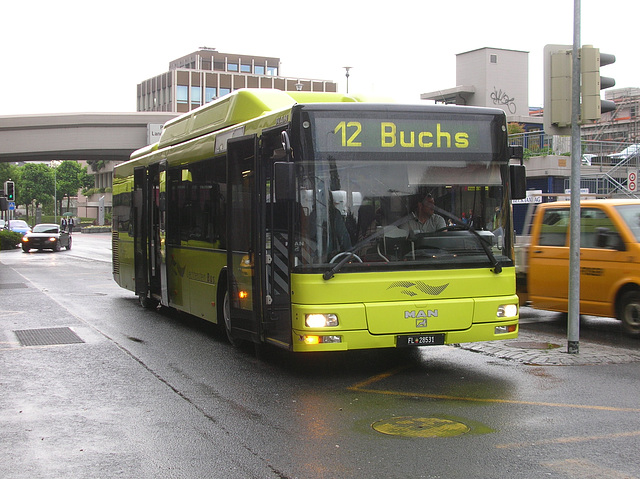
[543,44,573,135]
[580,45,616,122]
[4,180,14,201]
[544,44,617,134]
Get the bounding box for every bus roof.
[128,88,504,162]
[131,89,378,159]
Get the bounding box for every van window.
[615,204,640,241]
[581,208,620,249]
[539,208,569,246]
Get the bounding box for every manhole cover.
[372,416,470,438]
[505,341,561,350]
[14,327,84,347]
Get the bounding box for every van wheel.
[617,291,640,336]
[223,290,243,347]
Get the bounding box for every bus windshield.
[293,156,512,271]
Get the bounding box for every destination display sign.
[310,111,503,160]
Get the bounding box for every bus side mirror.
[274,162,295,202]
[510,164,526,200]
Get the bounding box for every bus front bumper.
[291,320,519,352]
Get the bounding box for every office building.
[137,48,338,113]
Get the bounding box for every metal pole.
[54,167,57,224]
[343,67,352,94]
[568,0,581,354]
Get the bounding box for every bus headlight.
[497,304,518,318]
[305,313,338,328]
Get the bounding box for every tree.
[0,163,13,185]
[507,122,525,135]
[55,161,92,214]
[19,163,54,221]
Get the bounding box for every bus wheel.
[617,291,640,336]
[223,290,243,347]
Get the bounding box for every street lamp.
[343,66,352,94]
[50,160,61,223]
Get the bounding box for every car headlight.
[305,313,339,328]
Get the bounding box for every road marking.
[497,430,640,449]
[542,458,639,478]
[0,310,26,317]
[348,368,640,413]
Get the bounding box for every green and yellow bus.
[112,89,525,352]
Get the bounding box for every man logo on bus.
[405,310,438,327]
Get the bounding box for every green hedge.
[0,230,23,250]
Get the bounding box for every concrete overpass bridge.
[0,112,179,164]
[0,112,178,219]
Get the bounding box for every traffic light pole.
[568,0,581,354]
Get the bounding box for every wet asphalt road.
[1,233,640,478]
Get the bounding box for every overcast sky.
[1,0,636,115]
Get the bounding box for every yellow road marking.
[348,368,640,413]
[543,458,639,479]
[497,430,640,450]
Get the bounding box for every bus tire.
[223,290,243,347]
[617,290,640,336]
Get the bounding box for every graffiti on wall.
[490,87,517,114]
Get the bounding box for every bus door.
[227,135,263,343]
[133,162,168,307]
[262,131,293,348]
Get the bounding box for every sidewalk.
[460,328,640,366]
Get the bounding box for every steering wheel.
[329,252,363,264]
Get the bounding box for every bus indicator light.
[495,325,517,335]
[238,290,249,299]
[299,335,342,345]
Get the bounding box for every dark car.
[21,223,72,252]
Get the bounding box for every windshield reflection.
[293,158,512,271]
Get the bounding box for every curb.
[459,330,640,366]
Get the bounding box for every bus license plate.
[397,334,445,347]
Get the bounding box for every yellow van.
[527,199,640,335]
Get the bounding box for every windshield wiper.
[430,205,502,274]
[323,206,503,279]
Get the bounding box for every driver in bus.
[402,193,446,234]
